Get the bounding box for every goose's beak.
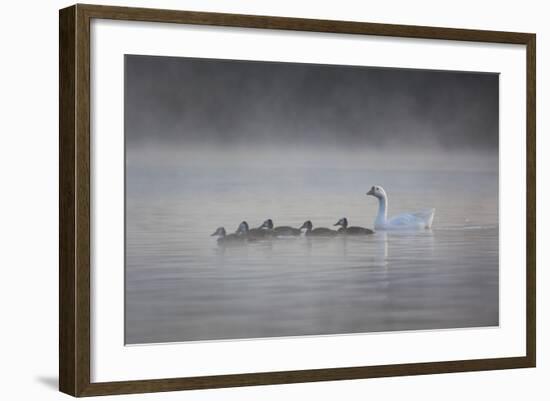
[211,231,217,236]
[333,222,340,226]
[366,188,374,196]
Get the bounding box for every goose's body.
[260,219,301,236]
[334,218,373,235]
[237,221,272,240]
[211,227,245,244]
[300,220,338,237]
[367,185,435,230]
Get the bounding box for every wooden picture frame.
[59,3,536,397]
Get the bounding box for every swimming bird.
[366,185,435,230]
[334,217,374,235]
[259,219,301,236]
[299,220,338,237]
[211,227,245,244]
[236,221,272,239]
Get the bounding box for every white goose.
[366,185,435,230]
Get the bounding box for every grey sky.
[125,55,498,150]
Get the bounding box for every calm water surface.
[125,150,499,344]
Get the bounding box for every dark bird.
[260,219,301,236]
[299,220,337,237]
[334,217,374,235]
[237,221,272,240]
[211,227,245,244]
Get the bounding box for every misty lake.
[125,148,499,344]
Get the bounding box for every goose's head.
[366,185,387,200]
[334,217,348,228]
[299,220,313,231]
[236,221,249,234]
[260,219,274,229]
[211,227,226,237]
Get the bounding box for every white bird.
[366,185,435,230]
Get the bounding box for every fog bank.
[125,55,499,151]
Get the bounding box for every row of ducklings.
[211,218,373,243]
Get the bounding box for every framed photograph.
[59,4,536,397]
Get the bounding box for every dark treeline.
[125,55,498,151]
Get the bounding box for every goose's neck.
[375,195,388,227]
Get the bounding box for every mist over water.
[125,146,498,344]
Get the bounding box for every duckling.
[211,227,245,244]
[299,220,337,237]
[334,217,374,235]
[236,221,271,240]
[260,219,301,236]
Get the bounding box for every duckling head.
[334,218,348,228]
[236,221,249,234]
[366,185,387,200]
[260,219,274,229]
[299,220,313,231]
[211,227,226,237]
